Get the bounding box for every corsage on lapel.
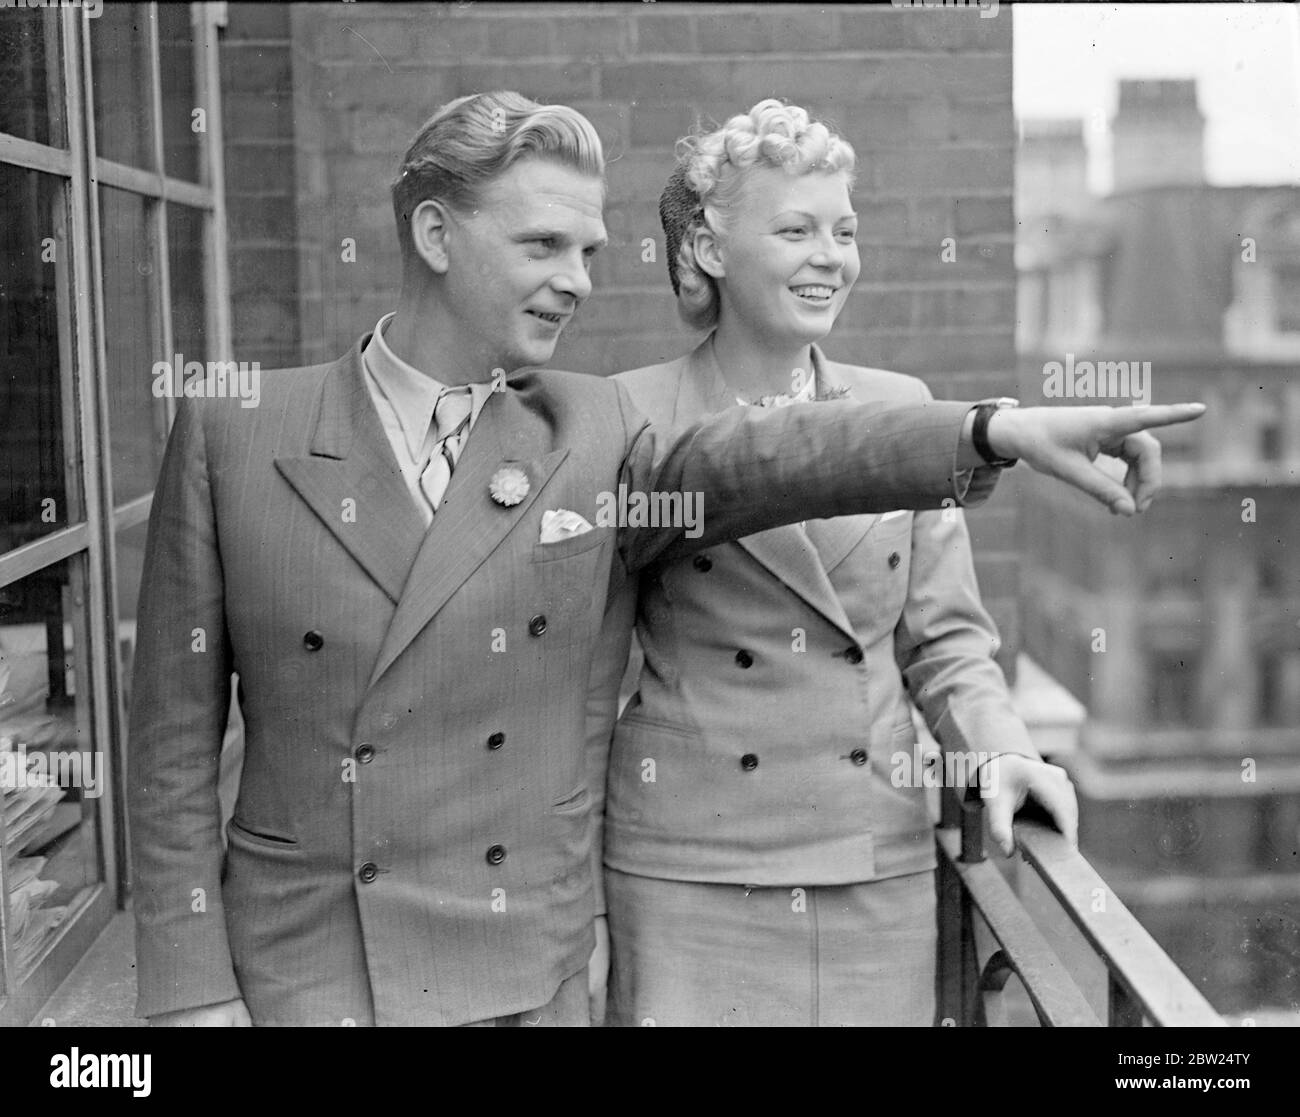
[743,384,853,407]
[815,384,853,402]
[488,464,530,506]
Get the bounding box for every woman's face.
[709,165,859,347]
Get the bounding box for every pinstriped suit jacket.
[127,333,994,1025]
[599,339,1036,886]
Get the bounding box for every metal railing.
[935,785,1224,1027]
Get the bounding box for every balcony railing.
[936,784,1224,1027]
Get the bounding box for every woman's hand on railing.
[983,754,1079,858]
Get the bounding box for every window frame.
[0,1,229,1025]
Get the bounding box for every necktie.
[418,389,472,519]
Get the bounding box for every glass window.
[1146,543,1198,596]
[0,0,226,1022]
[1150,650,1197,726]
[168,202,207,358]
[1277,264,1300,333]
[0,10,67,149]
[1257,651,1292,727]
[89,2,154,169]
[112,519,148,723]
[158,2,201,183]
[0,554,104,986]
[0,165,76,554]
[1260,420,1282,463]
[100,185,167,507]
[1258,554,1282,595]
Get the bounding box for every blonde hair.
[665,99,856,331]
[392,91,604,258]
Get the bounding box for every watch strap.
[972,400,1019,468]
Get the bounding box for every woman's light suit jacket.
[599,339,1038,886]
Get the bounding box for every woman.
[598,100,1077,1026]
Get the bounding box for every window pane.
[0,9,66,149]
[1278,264,1300,333]
[168,203,207,358]
[112,519,147,727]
[0,165,75,555]
[1150,651,1197,726]
[1,554,104,986]
[100,186,167,506]
[158,2,201,183]
[89,2,154,170]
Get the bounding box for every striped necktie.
[418,388,472,519]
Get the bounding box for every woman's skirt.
[605,867,937,1027]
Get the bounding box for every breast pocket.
[526,527,612,650]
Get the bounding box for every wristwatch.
[971,397,1020,468]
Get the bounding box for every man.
[128,91,1201,1026]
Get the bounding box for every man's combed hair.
[664,99,856,331]
[391,91,605,255]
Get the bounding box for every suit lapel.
[274,340,425,603]
[367,390,569,688]
[733,527,854,640]
[670,336,736,427]
[676,339,859,641]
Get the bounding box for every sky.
[1014,1,1300,192]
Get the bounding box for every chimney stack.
[1017,118,1090,226]
[1110,79,1205,193]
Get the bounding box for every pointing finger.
[1106,402,1205,436]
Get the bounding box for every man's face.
[442,158,607,375]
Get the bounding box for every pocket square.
[539,509,594,544]
[878,509,908,522]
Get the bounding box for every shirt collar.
[364,312,494,459]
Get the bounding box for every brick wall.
[221,2,301,371]
[223,1,1022,670]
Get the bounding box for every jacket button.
[693,554,713,572]
[844,645,864,664]
[303,630,324,651]
[735,649,754,669]
[528,614,547,637]
[888,552,901,569]
[355,743,375,763]
[358,862,378,883]
[487,731,505,750]
[486,844,507,865]
[850,748,868,766]
[740,753,759,772]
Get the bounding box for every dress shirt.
[361,312,495,528]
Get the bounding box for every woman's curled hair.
[662,99,856,332]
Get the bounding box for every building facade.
[1017,79,1300,1014]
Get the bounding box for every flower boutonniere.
[488,464,530,507]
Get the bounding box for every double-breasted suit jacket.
[128,333,998,1025]
[601,339,1036,887]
